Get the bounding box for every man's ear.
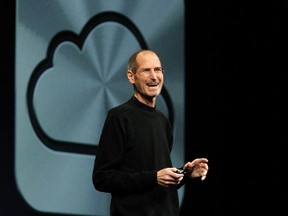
[127,70,135,84]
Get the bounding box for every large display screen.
[15,0,184,215]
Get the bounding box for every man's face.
[128,51,164,101]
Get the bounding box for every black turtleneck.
[93,96,181,216]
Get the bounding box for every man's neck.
[134,93,156,108]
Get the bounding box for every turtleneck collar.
[130,96,156,112]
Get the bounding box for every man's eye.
[139,68,164,73]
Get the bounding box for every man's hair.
[127,49,155,73]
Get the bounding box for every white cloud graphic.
[33,23,140,146]
[28,15,171,155]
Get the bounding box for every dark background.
[1,0,285,215]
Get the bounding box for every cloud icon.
[27,12,173,155]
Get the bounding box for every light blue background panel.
[15,0,184,215]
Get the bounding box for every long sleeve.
[92,97,180,216]
[92,108,158,195]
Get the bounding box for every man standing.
[92,49,208,216]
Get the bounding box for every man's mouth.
[147,82,158,87]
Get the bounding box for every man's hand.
[185,158,209,180]
[157,168,184,187]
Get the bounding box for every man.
[92,49,208,216]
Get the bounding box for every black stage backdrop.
[1,1,285,215]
